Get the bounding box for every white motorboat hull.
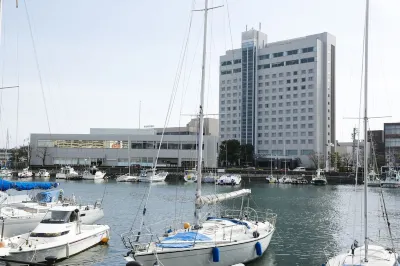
[1,208,104,238]
[381,181,400,188]
[6,225,110,263]
[130,229,274,266]
[82,172,106,180]
[202,176,217,183]
[116,175,138,182]
[311,179,327,185]
[217,175,241,185]
[138,176,166,183]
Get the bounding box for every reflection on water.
[23,179,400,265]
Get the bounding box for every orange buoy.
[0,242,5,248]
[101,237,109,244]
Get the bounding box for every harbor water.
[14,179,400,266]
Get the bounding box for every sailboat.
[266,155,277,183]
[325,1,399,265]
[121,1,276,265]
[116,136,138,182]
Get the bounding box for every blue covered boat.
[0,179,59,191]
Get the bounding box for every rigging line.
[0,6,6,147]
[176,0,197,229]
[138,1,196,236]
[379,187,395,250]
[23,0,51,135]
[205,0,213,113]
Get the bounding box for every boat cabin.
[40,206,80,224]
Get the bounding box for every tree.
[341,153,353,172]
[36,147,51,166]
[309,151,324,169]
[218,139,240,167]
[329,152,341,171]
[240,144,254,166]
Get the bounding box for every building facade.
[30,118,219,168]
[219,29,336,167]
[384,123,400,166]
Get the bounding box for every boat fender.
[253,231,260,238]
[183,222,190,230]
[212,247,220,262]
[255,242,262,256]
[167,228,173,233]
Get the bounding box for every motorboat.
[0,168,12,178]
[266,175,278,183]
[278,176,292,184]
[37,169,50,178]
[82,166,106,180]
[17,167,33,178]
[183,169,198,182]
[380,169,400,188]
[216,174,241,185]
[310,169,327,186]
[367,170,381,187]
[0,189,105,238]
[292,176,308,184]
[56,166,80,180]
[138,169,168,183]
[116,174,138,182]
[202,172,218,183]
[0,205,110,262]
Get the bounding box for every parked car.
[293,167,306,172]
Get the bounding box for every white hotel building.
[219,29,336,167]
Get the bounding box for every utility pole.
[351,128,358,173]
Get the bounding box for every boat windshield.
[41,211,72,224]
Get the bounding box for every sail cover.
[196,189,251,207]
[0,179,59,191]
[36,189,64,203]
[156,232,212,248]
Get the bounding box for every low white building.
[30,118,219,168]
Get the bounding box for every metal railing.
[222,207,277,227]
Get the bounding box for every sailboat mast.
[363,0,369,261]
[195,0,209,227]
[128,136,131,176]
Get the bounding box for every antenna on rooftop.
[259,22,261,31]
[246,25,247,31]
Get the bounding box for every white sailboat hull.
[116,175,138,182]
[138,175,166,183]
[131,229,274,266]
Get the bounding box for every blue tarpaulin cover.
[157,232,212,248]
[36,189,64,203]
[0,179,59,191]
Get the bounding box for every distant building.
[219,28,336,167]
[368,130,385,169]
[30,118,219,168]
[384,123,400,166]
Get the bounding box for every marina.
[0,178,399,265]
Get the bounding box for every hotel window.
[293,131,298,135]
[278,140,283,144]
[308,116,313,120]
[308,132,313,136]
[265,89,269,93]
[265,82,270,86]
[293,140,298,144]
[265,74,270,79]
[308,77,313,81]
[221,100,225,105]
[259,75,263,80]
[258,83,263,87]
[301,70,306,74]
[287,80,291,84]
[286,109,291,114]
[301,85,306,90]
[279,95,283,99]
[286,117,291,121]
[308,139,313,144]
[272,103,276,107]
[264,96,269,100]
[302,78,306,82]
[272,74,277,78]
[279,80,284,85]
[308,108,313,112]
[279,73,284,77]
[301,139,306,144]
[287,72,291,77]
[272,81,277,85]
[221,87,225,91]
[308,69,314,73]
[293,117,298,121]
[301,116,306,121]
[308,84,314,89]
[308,92,313,97]
[308,100,313,104]
[278,110,283,114]
[293,86,298,91]
[293,109,298,113]
[286,95,291,99]
[308,123,313,128]
[286,139,291,144]
[293,71,298,75]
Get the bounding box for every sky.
[0,0,399,148]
